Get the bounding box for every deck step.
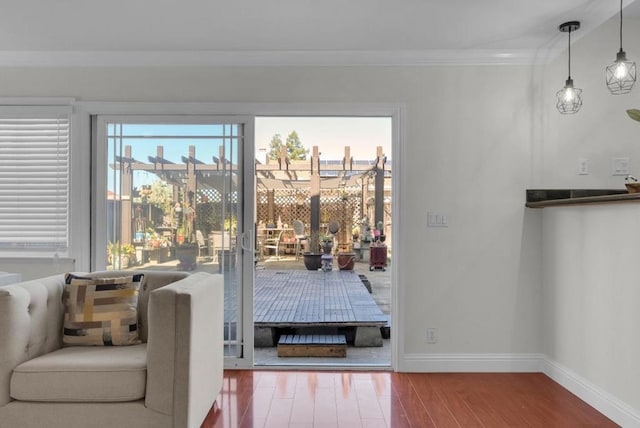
[380,315,391,339]
[277,334,347,358]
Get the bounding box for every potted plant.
[108,241,137,269]
[107,241,117,266]
[176,202,198,271]
[176,226,185,245]
[337,251,356,270]
[121,244,137,268]
[176,240,198,271]
[321,234,333,254]
[303,231,323,270]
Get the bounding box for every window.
[0,109,70,255]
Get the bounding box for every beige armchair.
[0,270,224,428]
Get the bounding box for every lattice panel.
[195,189,238,235]
[197,188,222,203]
[318,190,361,248]
[256,190,312,227]
[256,187,362,246]
[195,203,220,235]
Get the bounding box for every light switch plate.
[578,158,588,175]
[427,212,448,227]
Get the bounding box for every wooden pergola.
[111,144,390,247]
[257,145,389,247]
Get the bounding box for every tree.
[285,131,308,160]
[267,134,283,160]
[267,131,308,160]
[146,180,173,214]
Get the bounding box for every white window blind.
[0,115,70,253]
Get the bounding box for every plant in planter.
[320,234,334,254]
[303,231,323,271]
[337,252,356,270]
[107,241,117,266]
[176,241,198,271]
[176,202,198,271]
[108,241,136,269]
[352,226,360,242]
[176,226,185,245]
[121,244,137,267]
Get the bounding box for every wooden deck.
[254,270,387,327]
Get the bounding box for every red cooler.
[369,245,387,271]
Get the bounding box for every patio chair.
[208,231,224,263]
[293,220,308,260]
[196,230,209,260]
[262,229,284,260]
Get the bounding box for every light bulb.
[615,62,629,79]
[563,87,575,102]
[556,78,582,114]
[606,50,636,94]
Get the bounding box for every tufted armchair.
[0,270,224,428]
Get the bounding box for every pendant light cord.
[568,26,572,79]
[619,0,624,52]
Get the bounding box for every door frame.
[76,101,404,371]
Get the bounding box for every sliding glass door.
[94,115,253,361]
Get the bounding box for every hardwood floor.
[202,370,617,428]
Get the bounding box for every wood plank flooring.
[255,270,387,327]
[202,370,617,428]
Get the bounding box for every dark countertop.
[525,189,640,208]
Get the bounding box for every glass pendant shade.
[607,0,635,94]
[556,78,583,114]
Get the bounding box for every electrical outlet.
[612,158,630,176]
[426,328,437,344]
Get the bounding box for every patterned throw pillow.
[62,273,144,346]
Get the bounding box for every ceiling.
[0,0,637,66]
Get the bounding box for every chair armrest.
[145,272,224,428]
[0,277,65,407]
[0,287,30,407]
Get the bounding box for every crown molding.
[0,49,562,67]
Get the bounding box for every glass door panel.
[96,116,247,359]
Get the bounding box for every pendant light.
[606,0,636,94]
[556,21,583,114]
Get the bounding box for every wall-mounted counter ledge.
[526,189,639,208]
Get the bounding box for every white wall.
[540,16,640,187]
[536,16,640,423]
[541,205,640,418]
[0,63,544,363]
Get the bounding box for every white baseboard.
[399,353,544,373]
[542,358,640,428]
[398,353,640,427]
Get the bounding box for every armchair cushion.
[62,274,143,346]
[10,344,146,402]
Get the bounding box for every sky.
[255,117,392,162]
[108,117,392,191]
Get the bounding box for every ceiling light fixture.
[556,21,583,115]
[606,0,636,94]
